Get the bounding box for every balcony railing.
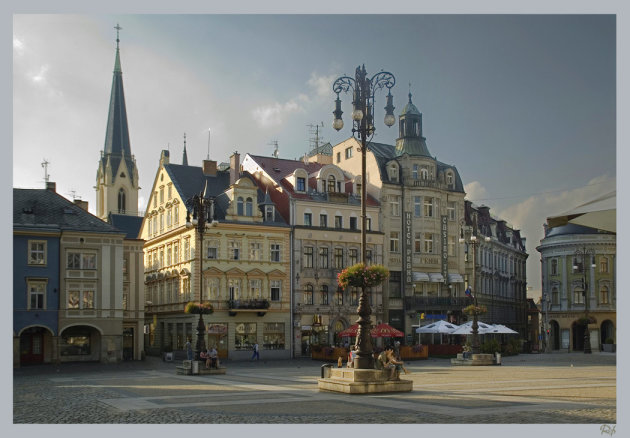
[227,299,270,310]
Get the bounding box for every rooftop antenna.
[307,122,325,155]
[268,140,279,158]
[66,190,81,201]
[207,128,211,160]
[41,159,50,183]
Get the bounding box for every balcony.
[404,296,471,309]
[227,299,270,316]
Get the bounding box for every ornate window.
[391,196,400,216]
[304,212,312,226]
[207,240,218,259]
[424,233,434,253]
[334,248,344,269]
[423,197,433,217]
[250,242,262,261]
[270,243,281,262]
[600,257,609,273]
[296,177,306,192]
[573,286,585,305]
[67,284,95,309]
[67,251,96,270]
[270,280,281,301]
[327,175,336,192]
[335,215,343,228]
[304,284,314,305]
[228,241,240,260]
[551,259,558,276]
[349,248,358,265]
[320,214,327,228]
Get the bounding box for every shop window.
[235,323,256,350]
[263,323,285,350]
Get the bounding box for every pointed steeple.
[102,23,135,183]
[96,24,139,220]
[182,133,189,166]
[395,89,431,157]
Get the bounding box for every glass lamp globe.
[352,108,364,121]
[384,113,395,127]
[333,118,344,131]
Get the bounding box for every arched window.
[304,284,314,305]
[327,175,336,192]
[551,259,558,275]
[600,257,609,273]
[574,286,585,305]
[118,188,126,213]
[600,285,609,304]
[420,167,429,180]
[245,197,253,216]
[237,197,244,215]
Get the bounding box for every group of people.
[345,343,408,380]
[186,339,220,369]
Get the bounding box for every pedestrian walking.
[185,338,193,361]
[251,342,260,361]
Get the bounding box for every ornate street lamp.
[573,246,596,354]
[459,217,490,355]
[332,65,395,369]
[185,181,215,361]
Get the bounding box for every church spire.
[96,24,139,220]
[182,133,189,166]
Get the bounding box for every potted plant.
[603,337,616,353]
[337,263,390,289]
[185,302,214,315]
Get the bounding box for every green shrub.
[481,338,500,354]
[605,337,615,344]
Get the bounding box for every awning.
[448,273,464,283]
[429,273,444,283]
[413,272,430,282]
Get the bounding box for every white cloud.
[31,64,49,83]
[307,72,336,98]
[463,181,488,202]
[13,37,24,55]
[251,99,304,128]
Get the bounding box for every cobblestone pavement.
[13,352,616,425]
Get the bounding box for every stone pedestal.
[450,353,495,366]
[318,367,413,394]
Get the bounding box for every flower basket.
[184,302,214,315]
[337,263,389,289]
[462,304,487,315]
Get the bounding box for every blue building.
[13,184,61,365]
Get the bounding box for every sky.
[12,13,617,300]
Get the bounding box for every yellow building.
[140,151,292,359]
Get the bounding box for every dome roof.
[545,223,613,238]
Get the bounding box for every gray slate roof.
[14,188,123,235]
[108,213,144,239]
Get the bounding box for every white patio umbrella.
[486,324,518,334]
[547,190,616,233]
[450,320,494,335]
[415,320,459,334]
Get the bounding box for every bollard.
[495,352,502,365]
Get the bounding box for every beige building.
[332,93,470,341]
[141,151,292,359]
[537,223,616,352]
[242,153,384,356]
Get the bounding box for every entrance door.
[123,328,134,361]
[20,327,44,364]
[572,323,585,351]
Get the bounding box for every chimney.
[160,150,170,166]
[203,159,217,176]
[46,181,56,192]
[230,152,240,185]
[74,199,89,211]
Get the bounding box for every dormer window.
[296,177,306,192]
[265,205,274,221]
[245,197,253,216]
[237,197,244,215]
[446,172,454,187]
[420,167,429,180]
[327,175,336,192]
[389,165,398,182]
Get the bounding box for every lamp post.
[459,218,490,355]
[573,246,595,354]
[332,65,395,369]
[542,293,551,353]
[185,181,214,361]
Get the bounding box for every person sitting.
[375,349,397,379]
[208,347,219,369]
[347,345,357,368]
[386,347,408,378]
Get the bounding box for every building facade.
[14,185,127,365]
[332,94,470,341]
[462,201,529,335]
[141,151,292,360]
[242,153,384,356]
[536,223,616,352]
